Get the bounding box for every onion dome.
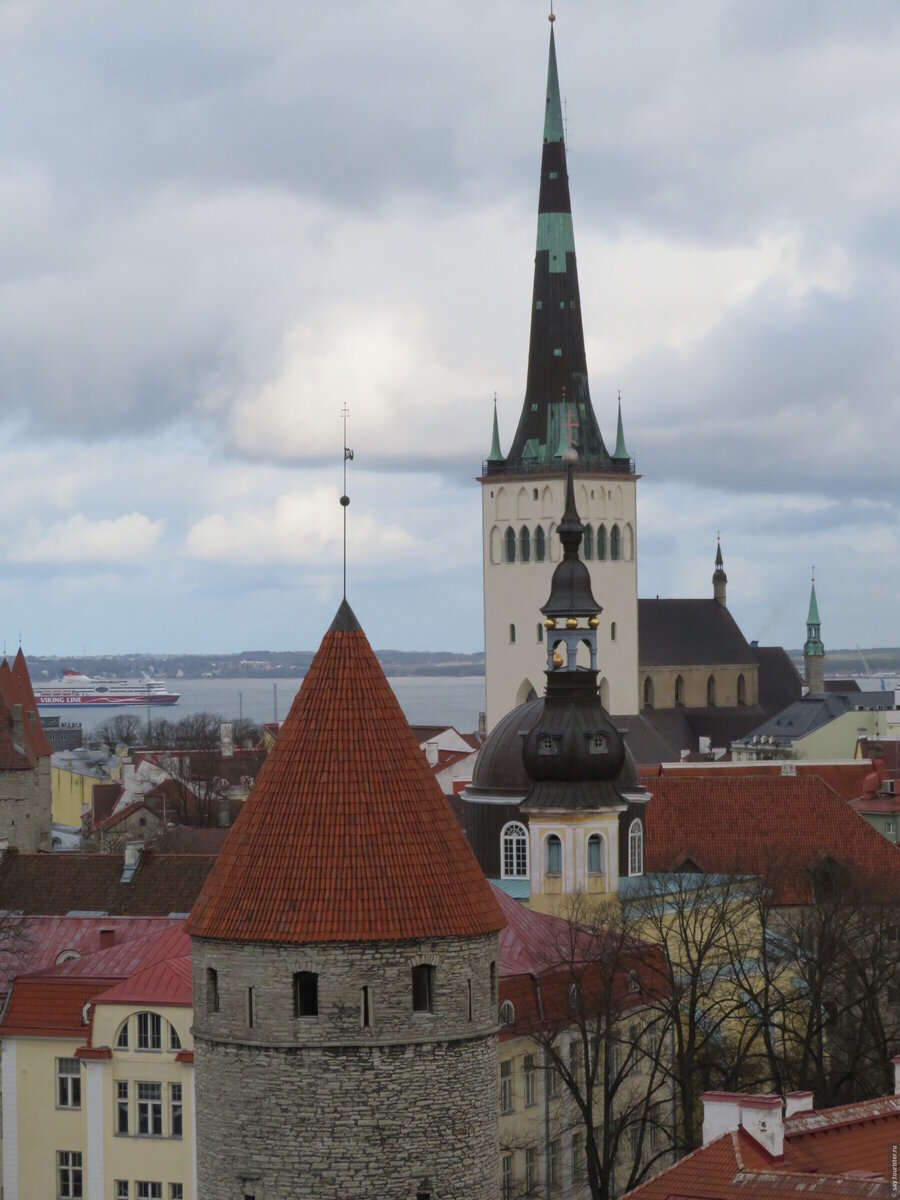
[540,462,602,622]
[187,599,504,944]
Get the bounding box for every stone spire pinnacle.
[712,534,727,605]
[489,20,619,476]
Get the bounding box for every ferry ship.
[34,670,180,708]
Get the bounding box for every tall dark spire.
[491,22,619,476]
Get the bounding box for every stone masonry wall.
[192,933,500,1200]
[0,758,51,852]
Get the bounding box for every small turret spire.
[487,393,504,463]
[803,568,825,693]
[612,390,630,461]
[712,533,727,606]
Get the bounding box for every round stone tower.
[187,599,505,1200]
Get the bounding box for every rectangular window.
[170,1187,184,1200]
[887,820,897,836]
[116,1080,129,1134]
[247,986,255,1028]
[523,1053,536,1107]
[500,1059,514,1114]
[548,1063,560,1098]
[362,985,371,1028]
[137,1011,162,1050]
[525,1148,537,1194]
[411,964,435,1013]
[170,1082,183,1138]
[57,1058,82,1109]
[57,1150,83,1199]
[467,978,473,1022]
[137,1081,163,1136]
[501,1152,513,1200]
[293,971,318,1018]
[137,1186,162,1200]
[116,1184,129,1200]
[571,1131,584,1178]
[207,967,219,1014]
[568,1039,581,1086]
[549,1138,560,1188]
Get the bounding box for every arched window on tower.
[509,624,516,644]
[597,524,607,561]
[587,834,604,876]
[583,524,593,560]
[545,834,562,876]
[624,523,634,561]
[643,676,654,709]
[501,822,529,879]
[628,820,644,877]
[610,621,617,642]
[707,675,717,706]
[520,526,531,562]
[675,675,685,706]
[610,525,621,561]
[737,673,746,706]
[535,525,546,562]
[489,526,501,565]
[536,622,544,644]
[505,527,516,563]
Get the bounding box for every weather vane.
[340,405,354,600]
[549,1,555,23]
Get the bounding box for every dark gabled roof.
[638,599,756,668]
[752,645,803,715]
[0,851,215,916]
[738,693,854,746]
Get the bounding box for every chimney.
[424,741,439,767]
[124,841,142,867]
[892,1055,900,1095]
[478,711,486,736]
[220,722,234,758]
[99,928,116,949]
[219,793,231,828]
[784,1091,814,1118]
[702,1092,784,1157]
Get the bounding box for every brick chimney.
[424,741,439,767]
[784,1091,814,1118]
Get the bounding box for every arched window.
[599,677,610,708]
[674,675,685,706]
[707,675,717,706]
[535,525,546,562]
[643,676,654,709]
[536,622,544,644]
[505,527,516,562]
[624,523,634,561]
[115,1020,129,1049]
[489,526,501,565]
[587,834,604,875]
[597,524,607,560]
[520,526,531,562]
[583,524,593,560]
[737,673,746,705]
[499,1000,515,1027]
[545,834,562,875]
[501,822,529,879]
[610,621,617,642]
[628,820,644,877]
[509,624,516,644]
[610,525,621,561]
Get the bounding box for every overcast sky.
[1,0,898,657]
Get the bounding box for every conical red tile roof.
[187,601,504,945]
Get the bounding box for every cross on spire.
[340,406,354,600]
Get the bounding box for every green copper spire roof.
[612,391,630,461]
[807,579,821,626]
[804,573,824,658]
[544,26,564,144]
[487,396,504,462]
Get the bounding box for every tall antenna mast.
[340,405,354,599]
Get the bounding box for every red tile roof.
[10,648,53,758]
[640,761,876,803]
[1,977,99,1038]
[187,602,504,944]
[644,776,900,904]
[75,1046,111,1060]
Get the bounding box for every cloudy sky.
[1,0,898,657]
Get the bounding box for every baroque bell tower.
[480,15,639,730]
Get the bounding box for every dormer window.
[539,735,558,756]
[588,733,607,755]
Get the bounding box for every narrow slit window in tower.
[412,964,435,1013]
[293,971,319,1018]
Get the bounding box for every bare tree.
[92,713,144,749]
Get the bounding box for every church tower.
[803,573,825,694]
[713,537,727,606]
[521,465,647,916]
[187,600,505,1200]
[480,16,639,729]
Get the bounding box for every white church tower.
[480,19,639,730]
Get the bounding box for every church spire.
[803,569,825,693]
[713,534,727,606]
[487,394,504,463]
[612,391,630,462]
[490,20,619,476]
